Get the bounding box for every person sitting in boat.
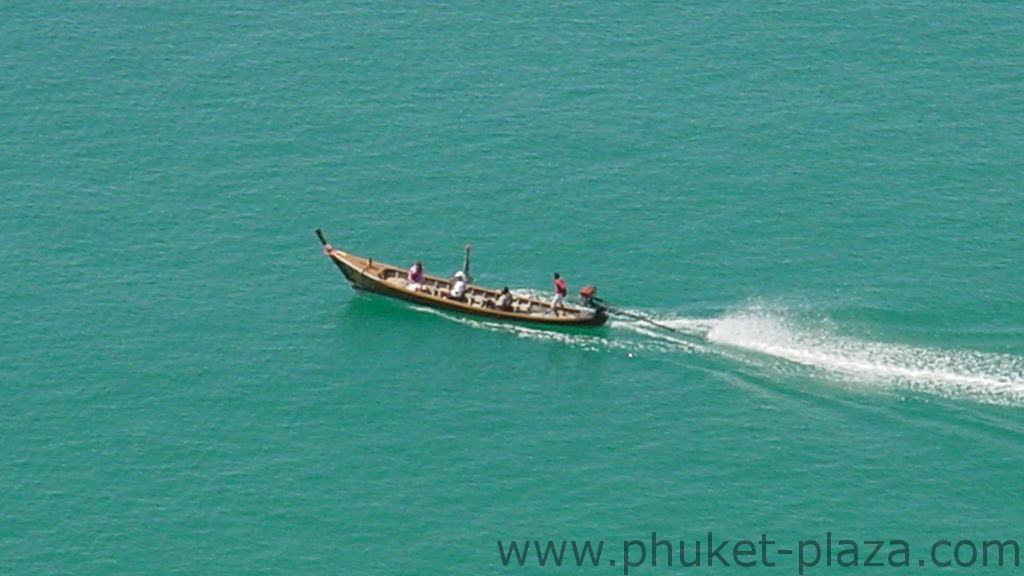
[485,286,513,311]
[442,270,467,301]
[407,260,425,291]
[495,287,513,311]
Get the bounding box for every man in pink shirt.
[407,260,425,291]
[552,272,567,316]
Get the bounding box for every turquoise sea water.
[4,2,1024,574]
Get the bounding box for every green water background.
[4,2,1024,573]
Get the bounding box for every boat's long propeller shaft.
[598,299,692,336]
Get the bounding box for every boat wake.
[640,306,1024,407]
[418,300,1024,407]
[412,306,700,354]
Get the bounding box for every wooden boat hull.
[318,232,608,327]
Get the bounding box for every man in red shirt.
[552,273,567,316]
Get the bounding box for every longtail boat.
[316,229,608,327]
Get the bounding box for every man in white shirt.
[443,270,467,301]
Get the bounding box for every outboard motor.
[579,286,604,309]
[579,285,609,324]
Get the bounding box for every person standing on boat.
[407,260,425,291]
[552,273,567,316]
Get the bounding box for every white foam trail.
[411,306,685,354]
[410,300,1024,407]
[704,308,1024,406]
